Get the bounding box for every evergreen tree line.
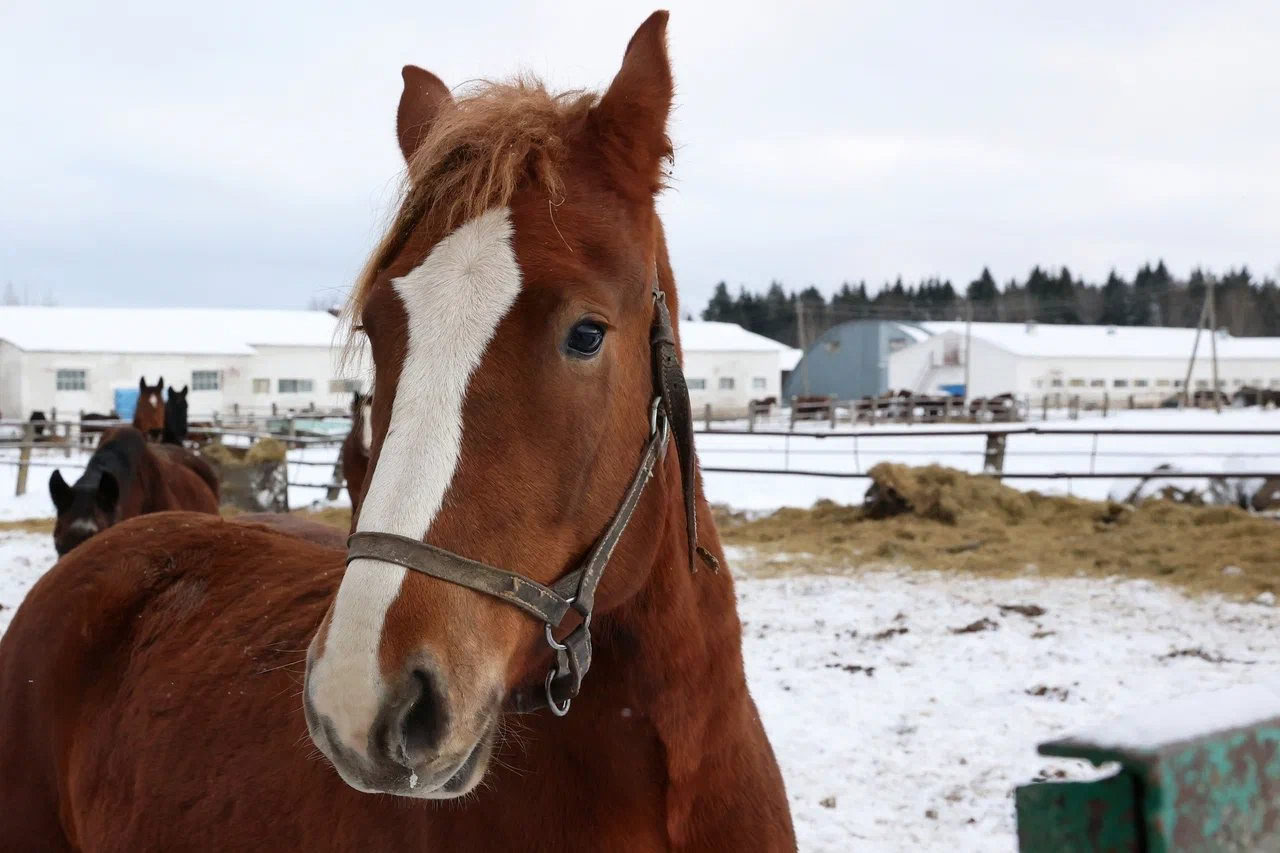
[699,262,1280,348]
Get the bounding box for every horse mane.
[343,77,598,339]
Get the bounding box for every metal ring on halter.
[544,622,568,652]
[544,669,572,717]
[648,396,669,446]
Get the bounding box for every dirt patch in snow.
[0,518,54,534]
[715,463,1280,598]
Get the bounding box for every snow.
[3,528,1279,851]
[1045,682,1280,757]
[0,306,344,355]
[917,320,1280,361]
[681,320,799,354]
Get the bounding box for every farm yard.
[3,406,1279,851]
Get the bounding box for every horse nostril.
[396,668,447,765]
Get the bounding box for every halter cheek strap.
[345,275,715,717]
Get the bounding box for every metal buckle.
[649,396,670,451]
[544,668,572,717]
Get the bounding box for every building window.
[253,378,270,394]
[1050,378,1063,388]
[1067,378,1085,388]
[1113,379,1129,388]
[1133,379,1149,388]
[192,370,221,391]
[1155,379,1171,388]
[1032,379,1043,389]
[719,377,735,390]
[688,378,706,390]
[752,377,767,390]
[329,379,362,393]
[1270,379,1280,388]
[1089,379,1105,388]
[55,369,87,391]
[1232,378,1245,387]
[1173,379,1183,388]
[1251,378,1263,387]
[278,378,314,394]
[1195,380,1209,389]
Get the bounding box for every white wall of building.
[683,349,781,414]
[891,331,1280,401]
[0,345,369,420]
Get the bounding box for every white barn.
[0,307,368,420]
[889,321,1280,401]
[680,321,799,415]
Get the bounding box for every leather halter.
[345,276,717,716]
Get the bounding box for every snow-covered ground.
[2,529,1277,851]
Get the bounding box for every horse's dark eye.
[566,321,605,357]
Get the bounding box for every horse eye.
[566,321,605,357]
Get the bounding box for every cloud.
[1,0,1277,311]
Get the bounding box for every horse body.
[47,426,219,556]
[132,377,165,440]
[1,511,786,852]
[1,13,794,851]
[339,391,372,518]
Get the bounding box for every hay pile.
[715,463,1280,598]
[199,438,287,468]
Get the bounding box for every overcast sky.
[2,1,1277,313]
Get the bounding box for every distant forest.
[699,262,1280,348]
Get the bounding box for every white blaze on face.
[150,394,159,407]
[309,208,522,752]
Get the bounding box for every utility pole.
[1208,277,1221,414]
[963,299,973,404]
[796,300,811,395]
[1181,297,1208,407]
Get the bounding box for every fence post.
[1042,395,1048,421]
[288,417,298,448]
[64,420,72,457]
[233,402,240,417]
[747,403,756,433]
[982,432,1007,476]
[325,459,345,502]
[15,422,33,497]
[703,404,711,432]
[828,396,837,430]
[789,397,798,431]
[1103,393,1110,417]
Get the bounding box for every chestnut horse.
[0,14,794,851]
[340,390,372,517]
[132,376,165,439]
[46,425,220,556]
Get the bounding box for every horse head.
[304,12,687,799]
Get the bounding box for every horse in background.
[163,385,190,444]
[47,426,219,556]
[339,390,372,518]
[132,376,165,440]
[78,412,116,447]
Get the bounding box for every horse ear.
[157,376,164,390]
[181,385,188,395]
[96,472,119,513]
[49,470,73,513]
[139,377,147,391]
[589,11,674,198]
[397,65,451,165]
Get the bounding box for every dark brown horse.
[340,390,372,518]
[0,14,794,851]
[132,376,165,439]
[46,425,220,556]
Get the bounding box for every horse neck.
[520,456,780,846]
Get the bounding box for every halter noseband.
[345,275,716,716]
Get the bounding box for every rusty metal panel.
[1017,687,1280,852]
